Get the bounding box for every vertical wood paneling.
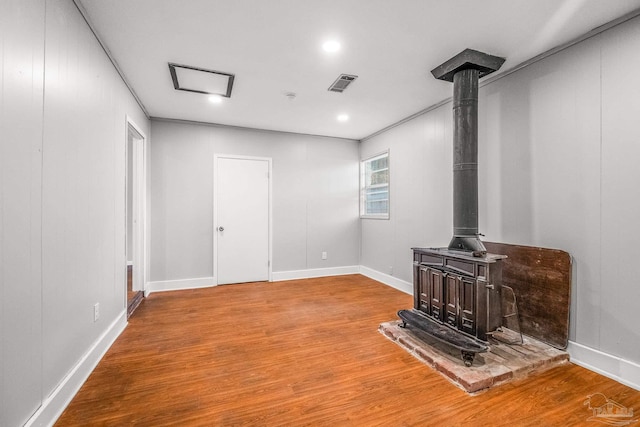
[149,122,214,281]
[529,40,602,348]
[271,138,308,272]
[388,115,431,282]
[479,73,535,244]
[40,0,148,398]
[600,17,640,362]
[0,1,45,425]
[359,104,452,284]
[480,37,602,349]
[305,137,359,270]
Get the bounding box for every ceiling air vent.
[328,74,358,93]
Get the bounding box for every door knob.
[218,226,224,232]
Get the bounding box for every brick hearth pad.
[379,320,570,394]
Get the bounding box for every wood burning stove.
[398,49,507,366]
[410,248,505,332]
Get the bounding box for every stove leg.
[461,351,475,367]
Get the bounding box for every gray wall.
[361,16,640,368]
[360,105,453,281]
[0,1,149,425]
[1,1,45,424]
[149,120,360,283]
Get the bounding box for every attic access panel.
[168,63,235,97]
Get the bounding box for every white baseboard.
[568,341,640,391]
[359,265,412,295]
[272,265,360,282]
[25,310,127,427]
[145,277,216,296]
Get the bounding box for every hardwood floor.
[56,275,639,426]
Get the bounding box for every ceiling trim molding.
[72,0,150,119]
[150,117,359,142]
[361,7,640,142]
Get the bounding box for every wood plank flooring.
[56,275,640,426]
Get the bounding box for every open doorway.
[126,117,147,317]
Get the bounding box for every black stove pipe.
[449,68,484,254]
[431,49,505,256]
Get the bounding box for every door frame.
[213,154,273,284]
[125,116,148,296]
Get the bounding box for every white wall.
[149,120,360,285]
[0,1,150,425]
[360,103,453,285]
[1,1,45,425]
[360,16,640,387]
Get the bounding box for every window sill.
[360,215,389,220]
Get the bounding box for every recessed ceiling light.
[208,95,223,104]
[323,40,341,53]
[337,114,349,122]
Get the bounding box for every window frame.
[360,150,390,219]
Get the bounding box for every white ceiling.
[77,0,640,140]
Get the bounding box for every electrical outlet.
[321,251,327,260]
[93,303,100,322]
[389,266,393,275]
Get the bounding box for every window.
[360,151,389,219]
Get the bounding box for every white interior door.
[216,156,270,285]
